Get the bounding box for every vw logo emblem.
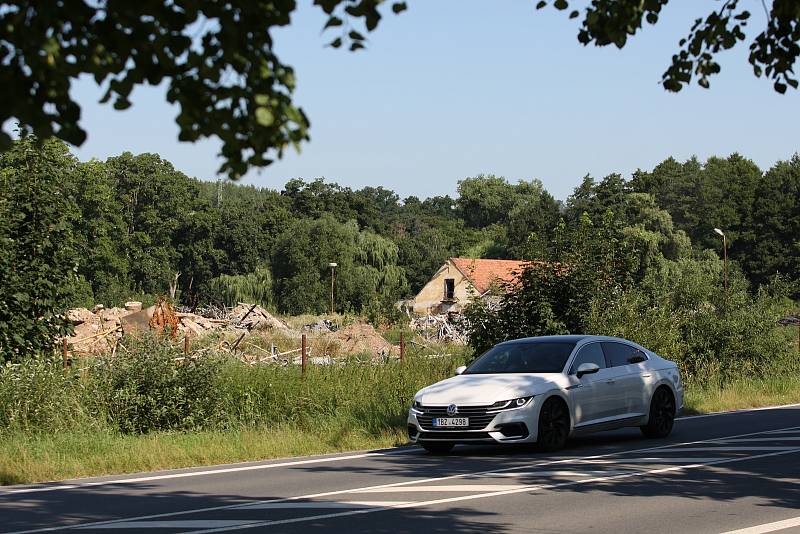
[447,404,458,416]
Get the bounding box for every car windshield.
[464,341,577,374]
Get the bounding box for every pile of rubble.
[65,301,289,355]
[409,313,468,345]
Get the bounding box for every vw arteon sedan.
[408,335,683,453]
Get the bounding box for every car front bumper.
[407,397,544,444]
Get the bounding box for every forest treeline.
[1,134,798,362]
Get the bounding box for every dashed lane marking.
[358,484,526,493]
[181,448,800,534]
[238,501,411,510]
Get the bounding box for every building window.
[444,278,455,300]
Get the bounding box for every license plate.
[432,417,469,427]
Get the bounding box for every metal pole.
[301,333,307,376]
[399,331,405,362]
[330,266,335,315]
[723,235,728,293]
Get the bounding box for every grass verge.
[0,425,405,486]
[683,374,800,415]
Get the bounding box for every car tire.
[640,386,676,438]
[537,397,570,452]
[420,441,454,454]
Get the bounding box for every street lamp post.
[714,228,728,292]
[328,262,337,315]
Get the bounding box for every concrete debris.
[302,319,337,333]
[125,301,142,312]
[410,313,468,345]
[120,306,156,336]
[67,308,95,325]
[230,303,289,331]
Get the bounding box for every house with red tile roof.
[410,257,529,315]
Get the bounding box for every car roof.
[497,335,636,345]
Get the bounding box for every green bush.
[92,335,223,433]
[586,258,796,382]
[0,335,469,437]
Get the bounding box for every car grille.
[416,404,496,431]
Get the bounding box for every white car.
[408,335,683,453]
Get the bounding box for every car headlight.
[410,400,423,415]
[486,396,534,413]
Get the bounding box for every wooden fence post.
[184,333,190,355]
[399,331,405,362]
[62,338,69,370]
[301,333,307,376]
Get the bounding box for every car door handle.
[605,379,616,385]
[641,373,652,378]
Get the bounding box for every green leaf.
[392,2,407,14]
[255,107,275,126]
[536,1,547,9]
[554,0,568,10]
[323,16,343,30]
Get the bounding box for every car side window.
[601,342,647,367]
[569,343,607,374]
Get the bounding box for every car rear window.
[601,342,647,367]
[464,341,577,374]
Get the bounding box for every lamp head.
[328,262,338,268]
[713,228,725,237]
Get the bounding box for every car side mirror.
[576,362,600,378]
[455,365,466,376]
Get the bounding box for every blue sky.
[66,1,799,201]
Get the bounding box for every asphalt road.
[2,405,800,534]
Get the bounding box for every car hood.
[416,373,564,405]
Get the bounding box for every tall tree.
[0,135,80,361]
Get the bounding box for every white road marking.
[478,470,630,477]
[651,447,796,452]
[83,520,258,529]
[711,437,800,442]
[239,501,411,510]
[676,403,800,421]
[578,457,725,464]
[0,449,421,496]
[359,484,526,493]
[8,425,800,534]
[183,447,800,534]
[718,515,800,534]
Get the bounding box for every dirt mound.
[326,322,395,357]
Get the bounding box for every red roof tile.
[450,258,529,294]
